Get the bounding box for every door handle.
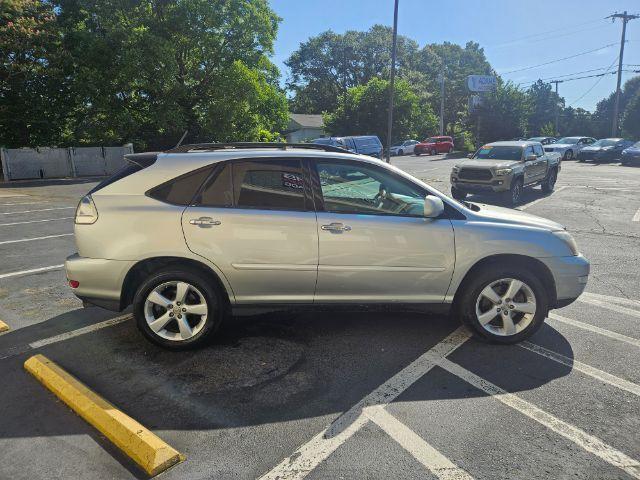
[189,217,221,227]
[321,222,352,233]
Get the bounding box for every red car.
[414,136,454,156]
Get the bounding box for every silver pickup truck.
[450,141,562,206]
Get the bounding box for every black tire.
[133,267,224,350]
[451,186,467,201]
[415,151,421,156]
[504,177,523,206]
[541,167,557,193]
[564,149,573,161]
[456,265,549,344]
[430,148,437,156]
[398,149,404,156]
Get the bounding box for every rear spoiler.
[124,152,159,168]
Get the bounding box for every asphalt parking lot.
[1,155,639,480]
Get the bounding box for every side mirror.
[467,153,474,158]
[424,195,445,218]
[526,154,537,162]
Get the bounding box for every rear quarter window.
[147,167,213,206]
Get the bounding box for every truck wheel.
[504,178,523,206]
[457,267,548,344]
[451,186,466,201]
[541,168,557,193]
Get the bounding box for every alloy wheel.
[144,281,209,341]
[512,181,522,204]
[475,278,537,336]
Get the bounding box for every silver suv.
[65,143,589,349]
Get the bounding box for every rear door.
[311,158,455,303]
[182,158,319,303]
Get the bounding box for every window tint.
[148,167,212,205]
[316,161,425,216]
[195,163,233,207]
[233,159,307,211]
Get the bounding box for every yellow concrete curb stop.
[0,320,9,333]
[24,354,184,476]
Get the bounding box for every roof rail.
[165,142,349,154]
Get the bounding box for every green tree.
[286,25,419,113]
[591,76,640,138]
[526,80,562,136]
[472,82,528,145]
[324,78,437,146]
[540,122,556,137]
[622,89,640,139]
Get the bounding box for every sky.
[269,0,640,112]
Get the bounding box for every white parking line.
[0,193,27,198]
[578,296,640,320]
[548,313,640,348]
[365,406,474,480]
[520,341,640,397]
[29,315,132,348]
[0,233,73,245]
[0,201,48,206]
[633,207,640,222]
[518,186,569,211]
[258,327,471,480]
[0,206,74,215]
[582,292,640,309]
[0,216,74,227]
[0,264,64,280]
[438,357,640,479]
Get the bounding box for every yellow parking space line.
[0,320,9,333]
[24,354,184,476]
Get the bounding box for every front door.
[311,159,455,303]
[523,145,539,184]
[182,158,318,303]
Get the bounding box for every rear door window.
[147,167,213,205]
[232,159,308,211]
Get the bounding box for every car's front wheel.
[133,267,223,349]
[458,268,548,344]
[564,149,573,160]
[504,177,523,206]
[451,186,467,201]
[398,149,404,156]
[430,148,437,155]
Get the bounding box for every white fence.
[0,145,134,181]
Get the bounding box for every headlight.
[553,230,578,256]
[495,168,512,176]
[75,195,98,224]
[452,166,460,173]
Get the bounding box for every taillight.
[75,195,98,224]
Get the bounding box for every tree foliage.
[472,82,528,144]
[324,78,437,146]
[1,0,288,149]
[622,89,640,139]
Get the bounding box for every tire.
[451,186,466,201]
[541,168,557,193]
[504,177,523,206]
[398,149,404,156]
[564,149,573,161]
[430,148,437,156]
[457,266,549,344]
[415,151,421,156]
[133,267,224,350]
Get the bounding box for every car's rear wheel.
[458,268,548,344]
[133,268,223,349]
[541,168,557,193]
[564,149,573,160]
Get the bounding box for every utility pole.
[608,11,639,136]
[385,0,399,163]
[550,80,562,136]
[439,73,445,136]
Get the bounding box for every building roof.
[289,113,324,129]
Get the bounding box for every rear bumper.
[65,253,135,311]
[539,254,590,308]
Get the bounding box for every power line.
[567,55,620,107]
[500,43,619,75]
[488,23,611,50]
[485,17,606,48]
[517,67,617,86]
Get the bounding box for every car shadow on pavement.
[464,187,555,209]
[0,309,573,449]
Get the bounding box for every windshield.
[592,139,618,147]
[473,145,523,161]
[556,137,580,144]
[423,137,437,143]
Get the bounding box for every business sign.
[467,75,497,92]
[468,95,483,113]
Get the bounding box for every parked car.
[389,140,419,156]
[65,142,588,348]
[313,135,383,159]
[621,141,640,165]
[576,138,635,163]
[543,136,596,160]
[414,136,454,156]
[450,141,561,206]
[527,136,557,145]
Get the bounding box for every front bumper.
[539,254,590,308]
[65,253,135,311]
[450,174,513,193]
